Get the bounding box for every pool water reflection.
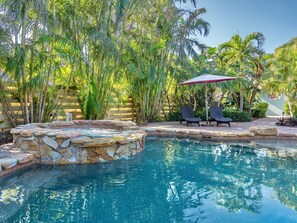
[1,137,297,223]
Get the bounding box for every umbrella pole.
[205,83,209,125]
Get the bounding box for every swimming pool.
[1,137,297,222]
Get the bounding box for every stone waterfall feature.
[11,120,146,165]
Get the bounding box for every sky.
[185,0,297,53]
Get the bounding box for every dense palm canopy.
[218,32,265,111]
[264,38,297,116]
[0,0,211,123]
[0,0,295,123]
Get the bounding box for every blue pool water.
[1,138,297,223]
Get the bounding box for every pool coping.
[1,118,297,178]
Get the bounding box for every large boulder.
[249,127,277,136]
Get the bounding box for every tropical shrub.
[165,111,182,122]
[166,108,252,122]
[165,108,207,122]
[194,110,207,121]
[223,110,252,122]
[165,108,206,122]
[252,102,268,118]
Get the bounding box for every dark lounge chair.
[180,106,202,127]
[209,106,233,127]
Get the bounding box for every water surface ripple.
[1,138,297,223]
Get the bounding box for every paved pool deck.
[139,117,297,139]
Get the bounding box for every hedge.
[166,109,252,122]
[223,110,252,122]
[252,102,268,118]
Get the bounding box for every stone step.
[0,158,18,170]
[0,151,15,158]
[0,146,36,173]
[10,153,35,164]
[0,151,35,164]
[0,144,37,176]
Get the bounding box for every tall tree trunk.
[288,101,294,117]
[219,92,226,106]
[38,88,44,122]
[21,6,30,123]
[28,15,40,123]
[249,89,257,112]
[14,24,26,123]
[239,82,244,111]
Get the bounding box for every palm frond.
[115,0,129,29]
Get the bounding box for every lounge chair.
[180,106,202,127]
[209,106,233,127]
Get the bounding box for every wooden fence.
[57,91,84,120]
[0,91,136,132]
[106,98,134,121]
[0,91,84,131]
[0,91,174,132]
[0,96,22,131]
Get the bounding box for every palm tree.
[219,32,265,111]
[0,0,50,124]
[156,2,210,115]
[0,0,210,124]
[172,7,210,60]
[264,38,297,117]
[120,0,210,122]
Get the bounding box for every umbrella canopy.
[179,74,236,85]
[179,74,236,125]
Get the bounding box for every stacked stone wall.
[11,120,146,164]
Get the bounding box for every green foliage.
[251,102,268,118]
[165,109,207,121]
[165,111,182,121]
[223,110,252,122]
[166,108,252,122]
[123,1,209,123]
[194,109,207,121]
[218,32,265,111]
[2,0,271,124]
[265,38,297,110]
[284,103,297,117]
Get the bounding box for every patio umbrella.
[179,74,236,125]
